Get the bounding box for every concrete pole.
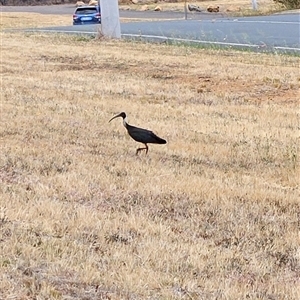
[251,0,258,10]
[184,0,187,20]
[100,0,121,38]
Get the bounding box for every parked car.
[73,5,101,25]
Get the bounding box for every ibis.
[109,112,167,155]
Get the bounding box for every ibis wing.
[126,125,166,144]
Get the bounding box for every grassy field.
[1,12,300,300]
[122,0,284,15]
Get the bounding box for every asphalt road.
[120,13,300,52]
[2,5,299,53]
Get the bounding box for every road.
[120,13,300,52]
[2,5,299,53]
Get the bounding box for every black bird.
[109,112,167,155]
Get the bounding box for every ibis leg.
[136,144,148,155]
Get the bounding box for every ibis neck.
[123,118,128,129]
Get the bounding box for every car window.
[75,8,98,15]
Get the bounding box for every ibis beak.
[109,113,123,123]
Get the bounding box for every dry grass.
[0,13,71,29]
[1,13,300,300]
[122,0,284,15]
